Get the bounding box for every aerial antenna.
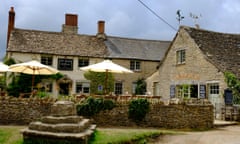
[190,12,202,28]
[176,10,184,25]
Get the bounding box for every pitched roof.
[7,28,170,61]
[105,36,170,61]
[7,28,108,57]
[183,26,240,78]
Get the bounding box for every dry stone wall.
[93,102,214,129]
[0,97,56,125]
[0,97,213,129]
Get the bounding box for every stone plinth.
[21,100,96,144]
[51,100,77,116]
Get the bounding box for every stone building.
[6,7,170,97]
[147,26,240,118]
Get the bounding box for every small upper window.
[176,49,186,64]
[58,58,73,71]
[78,58,89,67]
[130,60,141,71]
[41,56,53,66]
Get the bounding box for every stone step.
[29,119,92,133]
[41,116,84,124]
[21,124,97,139]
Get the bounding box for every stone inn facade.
[147,26,240,119]
[5,7,170,97]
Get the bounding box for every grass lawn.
[0,125,25,144]
[0,125,179,144]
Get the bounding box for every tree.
[135,78,146,95]
[224,71,240,104]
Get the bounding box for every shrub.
[36,91,50,98]
[128,99,150,122]
[76,97,116,117]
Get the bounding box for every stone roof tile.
[7,28,108,57]
[183,26,240,78]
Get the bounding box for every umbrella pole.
[32,75,35,91]
[104,70,108,95]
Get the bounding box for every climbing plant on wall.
[224,71,240,104]
[135,78,146,95]
[84,71,114,95]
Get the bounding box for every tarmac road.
[156,125,240,144]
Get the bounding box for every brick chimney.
[96,20,106,39]
[62,14,78,34]
[7,7,15,46]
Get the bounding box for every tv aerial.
[190,12,202,28]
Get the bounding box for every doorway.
[59,83,69,95]
[57,75,72,96]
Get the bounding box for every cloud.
[0,0,240,59]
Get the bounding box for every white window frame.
[76,82,90,94]
[130,60,141,71]
[115,82,123,95]
[41,56,53,66]
[78,58,89,67]
[176,49,186,64]
[209,83,219,94]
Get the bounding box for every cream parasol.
[9,60,59,90]
[80,60,133,93]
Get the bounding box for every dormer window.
[176,49,186,64]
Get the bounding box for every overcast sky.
[1,0,240,59]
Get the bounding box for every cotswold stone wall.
[0,97,56,125]
[0,97,213,129]
[92,101,214,129]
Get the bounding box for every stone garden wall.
[0,97,214,129]
[93,101,214,129]
[0,97,56,125]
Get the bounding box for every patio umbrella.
[9,60,59,90]
[80,60,133,94]
[0,62,9,72]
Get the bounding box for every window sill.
[131,70,141,73]
[176,62,186,66]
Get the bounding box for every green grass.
[0,126,24,144]
[0,126,178,144]
[90,128,177,144]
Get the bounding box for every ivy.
[135,78,146,95]
[224,71,240,104]
[84,71,114,95]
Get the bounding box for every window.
[58,58,73,70]
[78,58,89,67]
[209,83,219,94]
[176,49,186,64]
[41,56,53,66]
[132,82,137,94]
[76,82,90,94]
[177,85,190,98]
[130,60,141,71]
[176,84,198,98]
[115,82,123,95]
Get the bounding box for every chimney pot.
[62,14,78,34]
[96,20,106,39]
[98,21,105,34]
[7,7,15,46]
[65,14,78,26]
